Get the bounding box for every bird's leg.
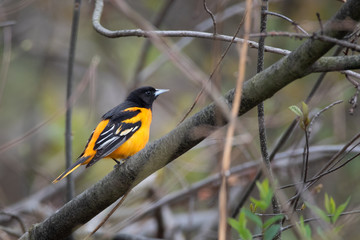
[112,158,121,165]
[112,158,128,168]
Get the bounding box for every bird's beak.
[155,89,169,97]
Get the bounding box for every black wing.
[86,109,142,167]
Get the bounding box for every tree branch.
[92,0,289,56]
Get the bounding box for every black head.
[126,86,169,109]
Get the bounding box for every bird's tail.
[52,156,91,184]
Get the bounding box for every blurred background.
[0,0,360,239]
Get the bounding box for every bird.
[52,86,168,183]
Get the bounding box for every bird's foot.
[112,158,126,168]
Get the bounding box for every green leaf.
[305,202,330,223]
[251,180,273,212]
[243,208,262,228]
[250,197,269,212]
[304,225,312,240]
[332,197,350,223]
[329,196,336,215]
[263,215,284,230]
[228,218,241,233]
[228,210,253,240]
[289,105,303,117]
[264,224,281,240]
[256,179,270,200]
[324,193,330,214]
[301,102,310,127]
[302,102,309,118]
[239,228,253,240]
[250,203,257,213]
[297,216,312,240]
[238,210,253,240]
[239,210,248,228]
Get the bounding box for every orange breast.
[106,107,152,159]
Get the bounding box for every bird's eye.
[145,91,151,95]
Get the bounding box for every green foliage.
[264,224,281,240]
[306,194,350,224]
[289,105,303,117]
[297,215,312,240]
[228,179,283,240]
[228,180,351,240]
[289,102,310,130]
[228,209,253,240]
[250,179,274,212]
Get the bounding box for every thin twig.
[343,70,360,80]
[345,73,360,87]
[343,71,360,114]
[130,0,175,88]
[258,9,284,240]
[66,0,82,206]
[85,188,132,239]
[0,211,26,233]
[218,0,252,239]
[265,11,309,35]
[316,12,324,35]
[308,100,343,138]
[306,46,343,101]
[307,150,360,183]
[203,0,217,35]
[287,130,360,204]
[249,31,360,52]
[178,7,246,124]
[291,130,310,210]
[256,1,281,237]
[281,141,360,190]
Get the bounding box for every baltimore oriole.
[53,86,168,183]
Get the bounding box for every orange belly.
[106,107,152,159]
[106,124,150,159]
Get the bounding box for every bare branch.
[203,0,217,35]
[0,211,26,233]
[65,0,82,210]
[92,0,289,55]
[310,55,360,73]
[265,11,309,35]
[316,12,324,35]
[249,31,360,52]
[218,0,252,238]
[308,100,344,138]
